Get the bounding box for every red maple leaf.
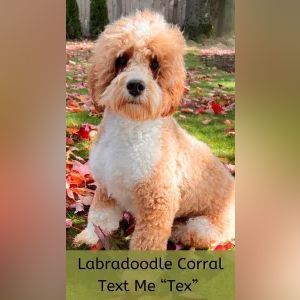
[77,124,91,139]
[211,102,224,114]
[214,241,234,251]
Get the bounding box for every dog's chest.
[89,113,162,212]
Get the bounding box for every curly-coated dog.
[74,11,235,250]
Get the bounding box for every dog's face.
[89,11,186,121]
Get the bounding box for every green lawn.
[175,111,235,163]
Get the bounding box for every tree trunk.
[184,0,212,40]
[172,0,179,24]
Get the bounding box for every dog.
[74,11,235,250]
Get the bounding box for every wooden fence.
[75,0,234,38]
[107,0,186,26]
[77,0,90,36]
[76,0,187,36]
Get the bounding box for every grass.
[184,53,235,96]
[66,211,89,250]
[66,111,100,127]
[175,111,235,163]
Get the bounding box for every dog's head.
[89,11,186,121]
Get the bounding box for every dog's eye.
[115,56,128,71]
[150,58,159,71]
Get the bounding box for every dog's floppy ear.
[157,27,186,117]
[88,27,119,112]
[88,55,113,112]
[88,63,102,113]
[88,63,97,103]
[161,81,185,117]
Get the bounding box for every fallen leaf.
[181,108,194,113]
[122,212,135,236]
[183,86,190,94]
[211,102,224,114]
[214,241,234,251]
[72,161,90,177]
[224,119,232,125]
[78,194,93,206]
[94,225,110,249]
[66,99,81,112]
[202,118,212,125]
[90,241,103,251]
[219,157,229,164]
[195,107,206,114]
[66,188,75,199]
[225,127,235,136]
[66,218,73,228]
[195,87,203,97]
[66,127,79,135]
[77,123,91,139]
[66,137,74,145]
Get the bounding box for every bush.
[90,0,109,38]
[66,0,82,39]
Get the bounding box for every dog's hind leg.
[171,202,235,249]
[171,194,235,248]
[171,216,222,249]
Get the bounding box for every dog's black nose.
[127,80,145,97]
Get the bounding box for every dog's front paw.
[73,226,99,247]
[130,230,168,250]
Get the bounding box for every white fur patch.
[89,111,162,212]
[135,20,151,37]
[74,205,122,246]
[123,13,167,38]
[187,216,221,242]
[88,205,122,234]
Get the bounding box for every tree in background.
[66,0,82,39]
[184,0,213,41]
[184,0,234,41]
[90,0,109,39]
[211,0,235,37]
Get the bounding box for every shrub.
[66,0,82,39]
[90,0,109,38]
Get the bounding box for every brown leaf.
[195,87,203,97]
[202,118,212,125]
[224,119,232,125]
[181,108,194,113]
[225,127,235,136]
